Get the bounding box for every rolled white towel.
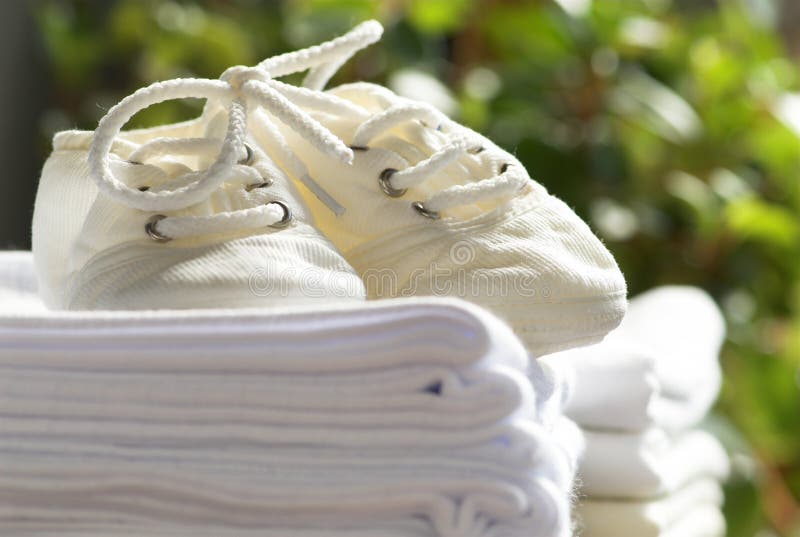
[542,337,657,431]
[578,428,729,499]
[661,505,726,537]
[577,478,724,537]
[618,286,725,403]
[0,251,44,312]
[543,285,725,432]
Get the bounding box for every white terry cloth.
[577,478,724,537]
[578,429,729,499]
[660,505,726,537]
[622,286,725,401]
[0,446,568,537]
[541,337,658,432]
[0,251,578,537]
[544,285,725,432]
[528,358,584,483]
[0,364,534,435]
[0,251,45,312]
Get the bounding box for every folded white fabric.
[545,285,725,432]
[538,285,729,537]
[542,337,657,432]
[0,251,578,537]
[623,286,725,403]
[577,479,724,537]
[0,250,44,312]
[527,358,585,484]
[579,429,729,499]
[660,506,726,537]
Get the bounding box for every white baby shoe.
[268,22,628,356]
[31,25,383,310]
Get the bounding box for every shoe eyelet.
[267,200,293,228]
[238,143,255,166]
[412,201,440,220]
[379,168,407,198]
[245,179,273,191]
[349,145,369,152]
[145,214,171,243]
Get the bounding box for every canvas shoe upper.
[266,23,628,356]
[30,26,383,310]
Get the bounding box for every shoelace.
[88,20,529,242]
[346,91,529,219]
[88,21,382,242]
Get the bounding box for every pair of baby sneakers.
[32,21,626,356]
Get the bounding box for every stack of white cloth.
[0,251,578,537]
[543,286,730,537]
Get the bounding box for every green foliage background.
[31,0,800,534]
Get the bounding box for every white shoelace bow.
[88,21,382,240]
[88,20,528,242]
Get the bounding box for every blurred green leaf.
[725,197,800,251]
[407,0,473,34]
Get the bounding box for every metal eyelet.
[419,120,443,131]
[145,214,171,243]
[245,180,273,191]
[412,201,440,220]
[349,145,369,152]
[238,143,255,166]
[267,200,293,228]
[379,168,407,197]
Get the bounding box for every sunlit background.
[1,1,799,535]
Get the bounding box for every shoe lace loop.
[88,21,383,241]
[351,101,529,216]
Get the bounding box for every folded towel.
[528,359,584,483]
[0,251,43,312]
[544,286,725,432]
[542,338,657,432]
[622,286,725,402]
[661,505,726,537]
[577,479,724,537]
[0,447,567,535]
[0,364,535,434]
[0,251,578,537]
[579,429,729,499]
